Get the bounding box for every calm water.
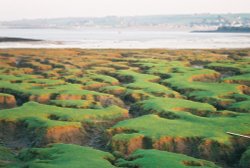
[0,28,250,49]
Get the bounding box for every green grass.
[49,100,102,109]
[206,62,250,74]
[0,101,128,129]
[0,78,122,106]
[0,74,112,97]
[114,70,179,97]
[0,93,14,97]
[230,93,250,101]
[0,74,40,82]
[66,73,119,88]
[163,66,243,107]
[116,149,220,168]
[25,78,65,86]
[1,49,250,167]
[110,113,250,144]
[0,80,82,96]
[116,69,160,83]
[228,100,250,113]
[133,59,189,75]
[130,97,217,117]
[123,89,154,103]
[88,73,119,85]
[223,73,250,85]
[99,86,126,95]
[18,143,116,168]
[0,146,18,168]
[240,147,250,168]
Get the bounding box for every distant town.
[0,13,250,31]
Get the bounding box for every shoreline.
[0,37,42,43]
[1,47,250,49]
[0,46,250,50]
[0,32,250,49]
[0,41,250,49]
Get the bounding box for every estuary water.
[0,28,250,49]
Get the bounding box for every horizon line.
[1,12,250,22]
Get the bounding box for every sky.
[0,0,250,21]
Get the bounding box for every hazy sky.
[0,0,250,21]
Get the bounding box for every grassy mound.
[0,102,128,146]
[99,86,126,96]
[108,114,250,163]
[228,100,250,113]
[0,77,124,107]
[116,149,220,168]
[66,74,119,90]
[49,100,102,109]
[18,143,116,168]
[113,70,180,99]
[223,73,250,86]
[163,66,245,109]
[133,59,247,111]
[240,147,250,168]
[130,97,216,117]
[206,62,250,74]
